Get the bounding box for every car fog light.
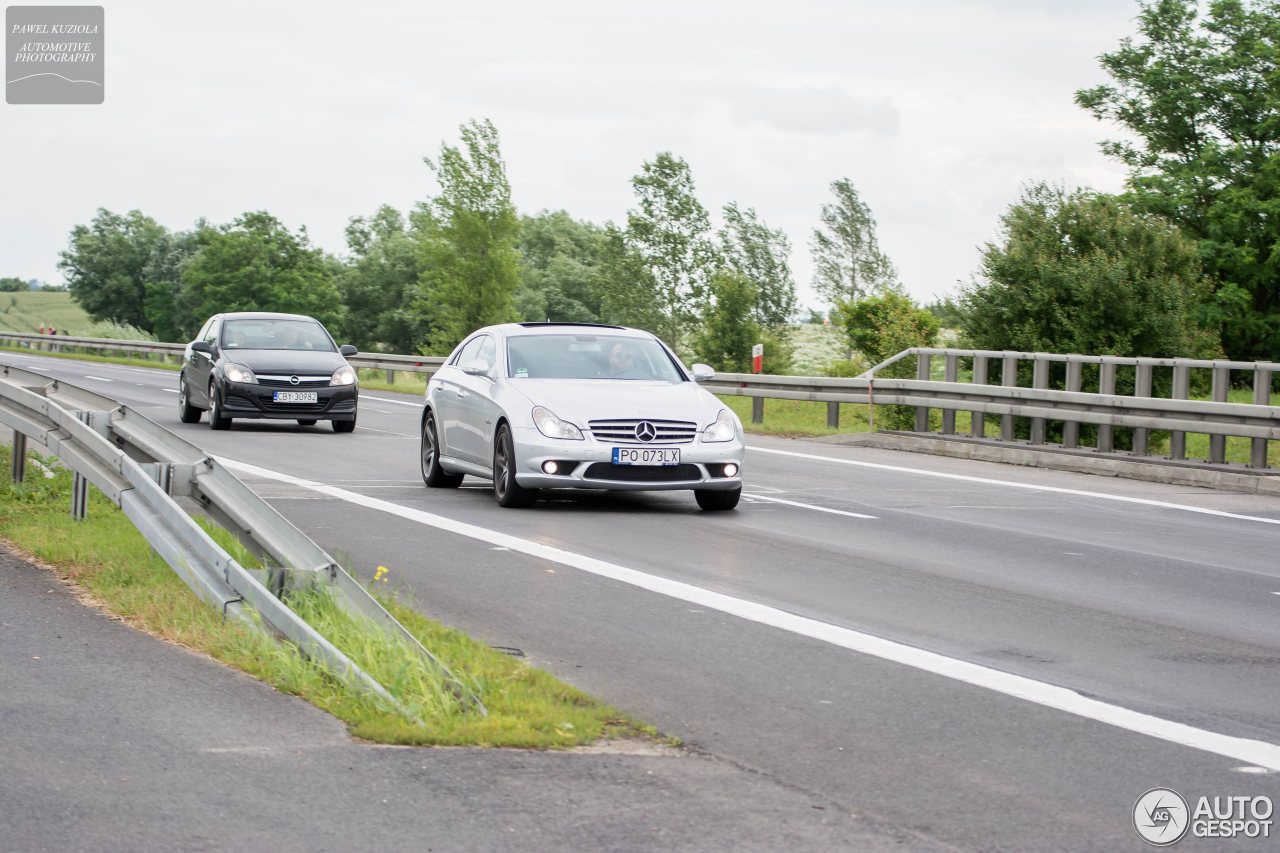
[723,463,739,478]
[542,460,559,474]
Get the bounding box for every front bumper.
[510,426,743,491]
[218,381,358,421]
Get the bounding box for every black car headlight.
[224,363,257,384]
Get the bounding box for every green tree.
[835,287,940,429]
[416,118,521,351]
[719,202,797,331]
[693,269,761,372]
[595,224,666,334]
[58,208,168,331]
[960,183,1219,358]
[1075,0,1280,361]
[626,152,718,348]
[516,211,607,323]
[339,205,433,352]
[809,179,897,307]
[179,212,343,330]
[142,222,213,342]
[0,277,27,292]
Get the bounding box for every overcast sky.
[3,0,1140,311]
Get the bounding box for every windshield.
[506,334,685,381]
[221,319,335,352]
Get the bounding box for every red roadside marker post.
[751,343,764,424]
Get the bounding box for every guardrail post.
[941,354,958,435]
[1133,363,1153,457]
[1029,358,1049,445]
[1170,366,1189,460]
[1209,366,1229,464]
[826,401,839,429]
[11,432,26,482]
[970,355,988,438]
[71,472,88,519]
[751,396,764,425]
[914,353,932,432]
[1063,361,1082,448]
[386,369,396,385]
[1000,355,1018,441]
[1097,362,1116,452]
[1251,367,1272,469]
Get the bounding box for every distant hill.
[0,291,94,335]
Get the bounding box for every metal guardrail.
[704,348,1280,470]
[0,332,445,381]
[3,332,1277,470]
[0,363,483,717]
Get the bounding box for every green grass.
[0,445,660,748]
[0,291,93,334]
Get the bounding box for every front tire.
[421,411,463,488]
[333,417,356,433]
[208,382,231,430]
[695,487,741,511]
[493,423,537,508]
[178,377,201,424]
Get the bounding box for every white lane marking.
[748,446,1280,526]
[743,493,877,519]
[354,426,416,437]
[363,395,421,408]
[83,375,113,382]
[218,454,1280,771]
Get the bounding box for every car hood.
[504,379,727,426]
[221,349,347,373]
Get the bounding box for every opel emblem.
[289,375,301,385]
[634,421,657,442]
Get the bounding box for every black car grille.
[257,399,329,414]
[588,419,697,444]
[582,463,702,483]
[257,376,330,388]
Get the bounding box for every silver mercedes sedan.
[420,322,745,510]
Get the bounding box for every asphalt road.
[4,351,1280,851]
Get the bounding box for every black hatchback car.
[178,312,359,432]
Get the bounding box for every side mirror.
[190,341,213,355]
[460,360,492,377]
[339,344,358,356]
[691,363,715,382]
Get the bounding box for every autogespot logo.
[1134,788,1190,846]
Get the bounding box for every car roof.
[217,312,322,322]
[490,322,653,339]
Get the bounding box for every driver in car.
[609,342,646,379]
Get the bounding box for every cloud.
[725,84,900,136]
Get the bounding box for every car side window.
[195,318,213,342]
[452,336,485,368]
[204,319,221,346]
[477,335,497,371]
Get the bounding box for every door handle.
[456,388,468,398]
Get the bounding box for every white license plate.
[272,391,318,403]
[612,447,680,466]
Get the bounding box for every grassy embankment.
[0,444,660,748]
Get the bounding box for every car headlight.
[224,363,257,384]
[702,409,737,442]
[330,365,357,386]
[532,406,583,440]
